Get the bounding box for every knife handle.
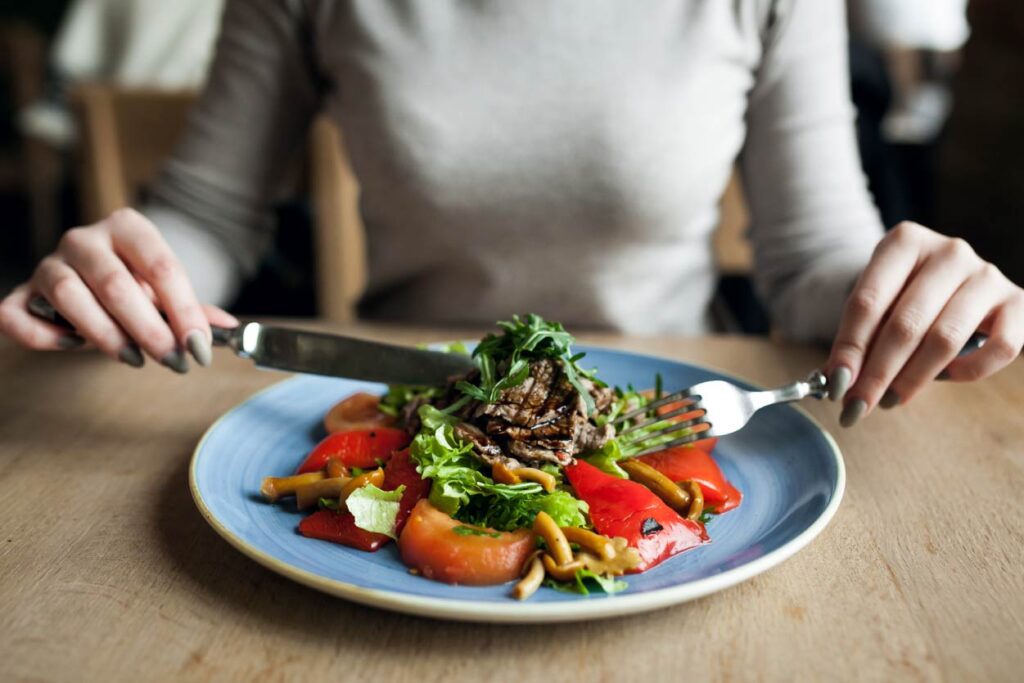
[29,294,240,348]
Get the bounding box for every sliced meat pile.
[432,359,616,468]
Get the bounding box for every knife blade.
[28,295,475,385]
[214,322,476,385]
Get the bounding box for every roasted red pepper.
[565,460,707,572]
[637,446,742,512]
[298,509,391,551]
[296,428,411,474]
[382,448,431,534]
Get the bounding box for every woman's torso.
[312,0,768,332]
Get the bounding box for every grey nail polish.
[879,390,901,410]
[57,334,86,350]
[160,349,190,374]
[185,329,212,367]
[828,367,852,402]
[119,344,145,368]
[839,399,867,428]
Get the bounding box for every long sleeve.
[143,0,322,305]
[741,0,885,342]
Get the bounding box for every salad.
[261,315,741,599]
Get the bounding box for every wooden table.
[2,325,1022,682]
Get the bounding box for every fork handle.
[754,370,829,409]
[766,332,989,407]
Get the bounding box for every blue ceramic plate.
[190,346,844,623]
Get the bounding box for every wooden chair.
[72,84,366,321]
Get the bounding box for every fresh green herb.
[349,466,366,477]
[454,314,599,415]
[584,438,629,478]
[544,568,628,596]
[379,344,471,417]
[698,506,717,525]
[318,497,340,511]
[409,405,588,531]
[452,525,501,539]
[654,372,664,401]
[346,484,406,539]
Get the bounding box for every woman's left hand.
[825,221,1024,427]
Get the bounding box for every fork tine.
[612,389,695,426]
[617,403,706,437]
[620,416,709,447]
[629,428,711,457]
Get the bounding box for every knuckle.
[58,226,95,253]
[889,221,921,243]
[887,309,925,344]
[832,338,867,362]
[941,237,974,262]
[980,262,1004,283]
[96,270,135,307]
[144,253,179,283]
[984,335,1019,365]
[108,206,143,227]
[48,273,80,303]
[928,323,966,355]
[847,287,881,318]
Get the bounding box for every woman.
[1,0,1021,428]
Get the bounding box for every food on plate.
[261,315,742,599]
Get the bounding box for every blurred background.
[0,0,1021,332]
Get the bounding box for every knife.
[28,296,476,385]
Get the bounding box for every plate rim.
[189,345,845,623]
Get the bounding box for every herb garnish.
[454,314,601,415]
[452,525,502,539]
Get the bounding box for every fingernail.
[839,399,867,428]
[186,329,212,367]
[119,344,145,368]
[879,390,901,410]
[828,367,852,402]
[57,334,86,350]
[160,349,189,374]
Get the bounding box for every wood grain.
[1,326,1021,683]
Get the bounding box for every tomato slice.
[398,500,535,585]
[296,429,411,474]
[324,392,396,433]
[298,509,391,551]
[382,448,431,534]
[636,446,741,512]
[565,460,707,572]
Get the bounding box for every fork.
[614,333,989,456]
[613,370,830,456]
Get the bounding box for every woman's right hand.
[0,208,237,372]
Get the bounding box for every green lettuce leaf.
[544,568,629,596]
[410,405,588,531]
[346,484,406,539]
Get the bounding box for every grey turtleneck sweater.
[147,0,884,340]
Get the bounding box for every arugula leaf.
[318,497,340,511]
[544,568,629,596]
[698,506,717,525]
[455,314,598,415]
[346,484,406,539]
